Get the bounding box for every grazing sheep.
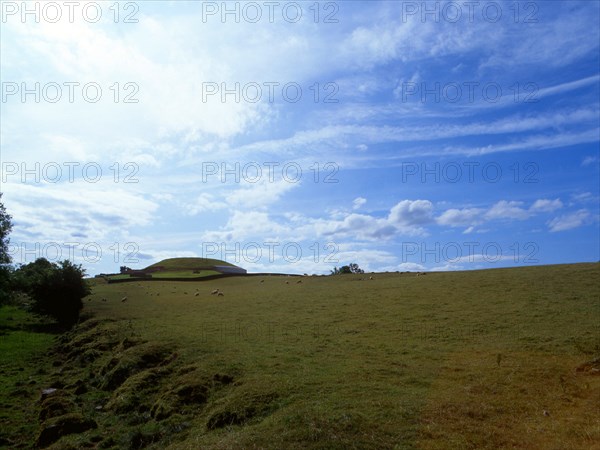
[194,292,200,297]
[285,281,289,284]
[121,296,128,302]
[217,292,224,297]
[211,289,219,295]
[369,276,373,280]
[296,280,302,284]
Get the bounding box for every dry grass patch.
[417,350,600,450]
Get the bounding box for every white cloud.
[485,201,530,221]
[397,262,425,271]
[352,197,367,210]
[201,210,288,242]
[227,108,599,165]
[437,198,565,230]
[225,179,299,210]
[430,263,466,272]
[582,156,599,167]
[2,180,159,249]
[530,198,563,213]
[184,193,227,215]
[547,210,591,232]
[388,200,433,226]
[570,192,595,205]
[436,208,484,227]
[197,199,434,248]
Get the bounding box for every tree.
[12,257,55,291]
[330,263,363,275]
[0,193,13,305]
[16,258,90,328]
[348,263,364,274]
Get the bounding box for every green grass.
[0,306,57,447]
[106,274,131,280]
[3,263,599,448]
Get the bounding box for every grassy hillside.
[2,263,599,449]
[144,258,236,271]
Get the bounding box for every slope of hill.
[3,263,598,448]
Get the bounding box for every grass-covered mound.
[106,257,245,282]
[144,257,236,271]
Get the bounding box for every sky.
[0,0,599,275]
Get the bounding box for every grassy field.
[1,263,599,449]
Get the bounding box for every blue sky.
[1,0,599,275]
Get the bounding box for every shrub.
[16,258,90,329]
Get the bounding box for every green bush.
[15,258,90,329]
[0,193,13,305]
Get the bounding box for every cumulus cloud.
[388,200,433,226]
[436,198,567,232]
[197,199,434,247]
